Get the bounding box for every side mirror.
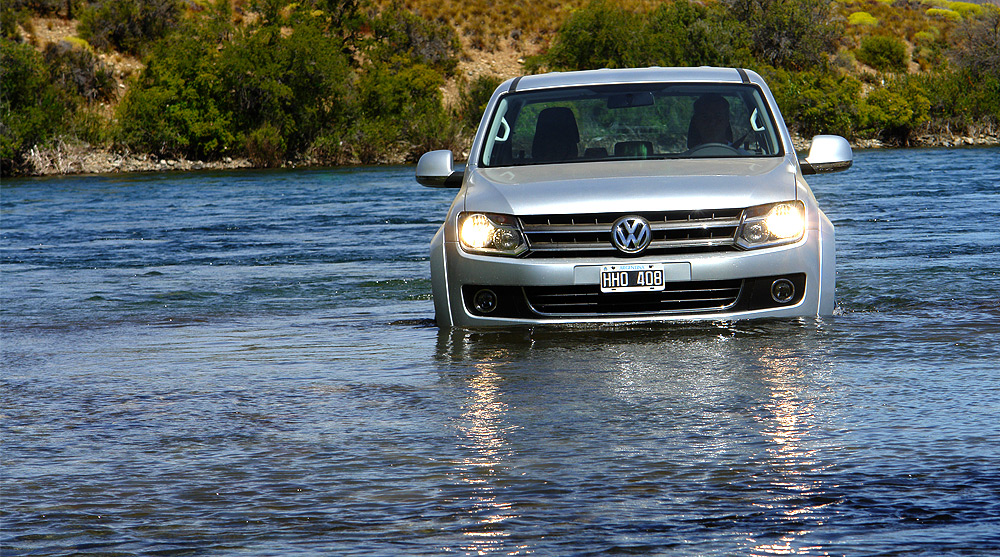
[799,135,853,175]
[416,150,465,188]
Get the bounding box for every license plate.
[600,264,665,293]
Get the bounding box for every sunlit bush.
[926,8,961,21]
[949,1,984,18]
[848,11,878,26]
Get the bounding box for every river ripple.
[2,148,999,555]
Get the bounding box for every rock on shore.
[24,140,253,176]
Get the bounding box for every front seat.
[532,107,579,162]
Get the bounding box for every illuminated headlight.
[458,212,527,256]
[736,201,805,249]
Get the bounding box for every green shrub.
[858,76,930,143]
[1,39,70,175]
[644,0,752,68]
[856,35,909,72]
[216,21,352,154]
[115,2,352,160]
[405,105,464,162]
[761,67,863,137]
[5,0,64,18]
[78,0,182,54]
[113,20,236,157]
[111,0,455,165]
[539,0,751,71]
[368,3,461,75]
[546,0,836,71]
[115,77,236,158]
[541,0,646,70]
[246,123,286,167]
[1,4,32,40]
[916,68,1000,129]
[350,58,448,162]
[724,0,841,70]
[307,131,352,166]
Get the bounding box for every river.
[2,147,999,555]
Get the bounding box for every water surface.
[2,148,999,555]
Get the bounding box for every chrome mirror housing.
[416,150,464,188]
[800,135,853,175]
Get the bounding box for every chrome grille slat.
[519,210,743,256]
[649,218,740,230]
[525,224,609,234]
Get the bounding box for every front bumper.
[431,228,832,327]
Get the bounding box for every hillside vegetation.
[2,0,999,176]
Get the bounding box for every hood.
[463,158,799,215]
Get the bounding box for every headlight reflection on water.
[438,326,841,555]
[602,334,837,557]
[455,357,522,555]
[748,345,837,557]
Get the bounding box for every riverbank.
[14,131,999,177]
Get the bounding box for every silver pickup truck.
[417,66,852,327]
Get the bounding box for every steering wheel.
[684,143,741,156]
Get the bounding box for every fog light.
[771,279,795,304]
[473,289,498,314]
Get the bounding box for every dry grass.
[383,0,660,51]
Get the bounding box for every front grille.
[519,209,743,257]
[524,279,743,315]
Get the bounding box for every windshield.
[480,83,783,168]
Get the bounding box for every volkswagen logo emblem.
[611,215,652,254]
